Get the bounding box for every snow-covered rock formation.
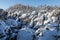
[0,5,60,40]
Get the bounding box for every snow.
[33,23,41,30]
[0,20,10,34]
[38,30,57,40]
[6,19,18,27]
[52,16,58,22]
[17,27,35,40]
[31,11,38,15]
[0,7,59,40]
[0,20,10,40]
[20,13,27,18]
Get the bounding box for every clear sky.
[0,0,60,9]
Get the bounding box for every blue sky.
[0,0,60,9]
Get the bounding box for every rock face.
[0,5,60,40]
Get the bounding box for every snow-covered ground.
[0,6,60,40]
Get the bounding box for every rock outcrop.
[0,5,60,40]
